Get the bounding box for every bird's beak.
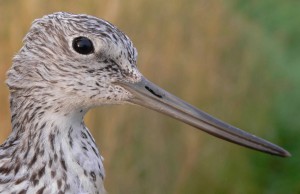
[117,76,290,157]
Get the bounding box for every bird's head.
[7,12,141,110]
[6,12,290,157]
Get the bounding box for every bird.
[0,12,290,194]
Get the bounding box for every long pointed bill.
[117,76,290,157]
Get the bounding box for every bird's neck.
[0,94,106,193]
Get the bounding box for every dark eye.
[72,37,94,55]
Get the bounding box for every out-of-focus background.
[0,0,299,193]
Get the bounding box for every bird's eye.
[72,37,94,55]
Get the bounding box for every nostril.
[145,86,162,98]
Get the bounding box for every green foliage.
[232,1,300,193]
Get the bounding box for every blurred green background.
[0,0,299,193]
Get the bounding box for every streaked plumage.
[0,12,289,194]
